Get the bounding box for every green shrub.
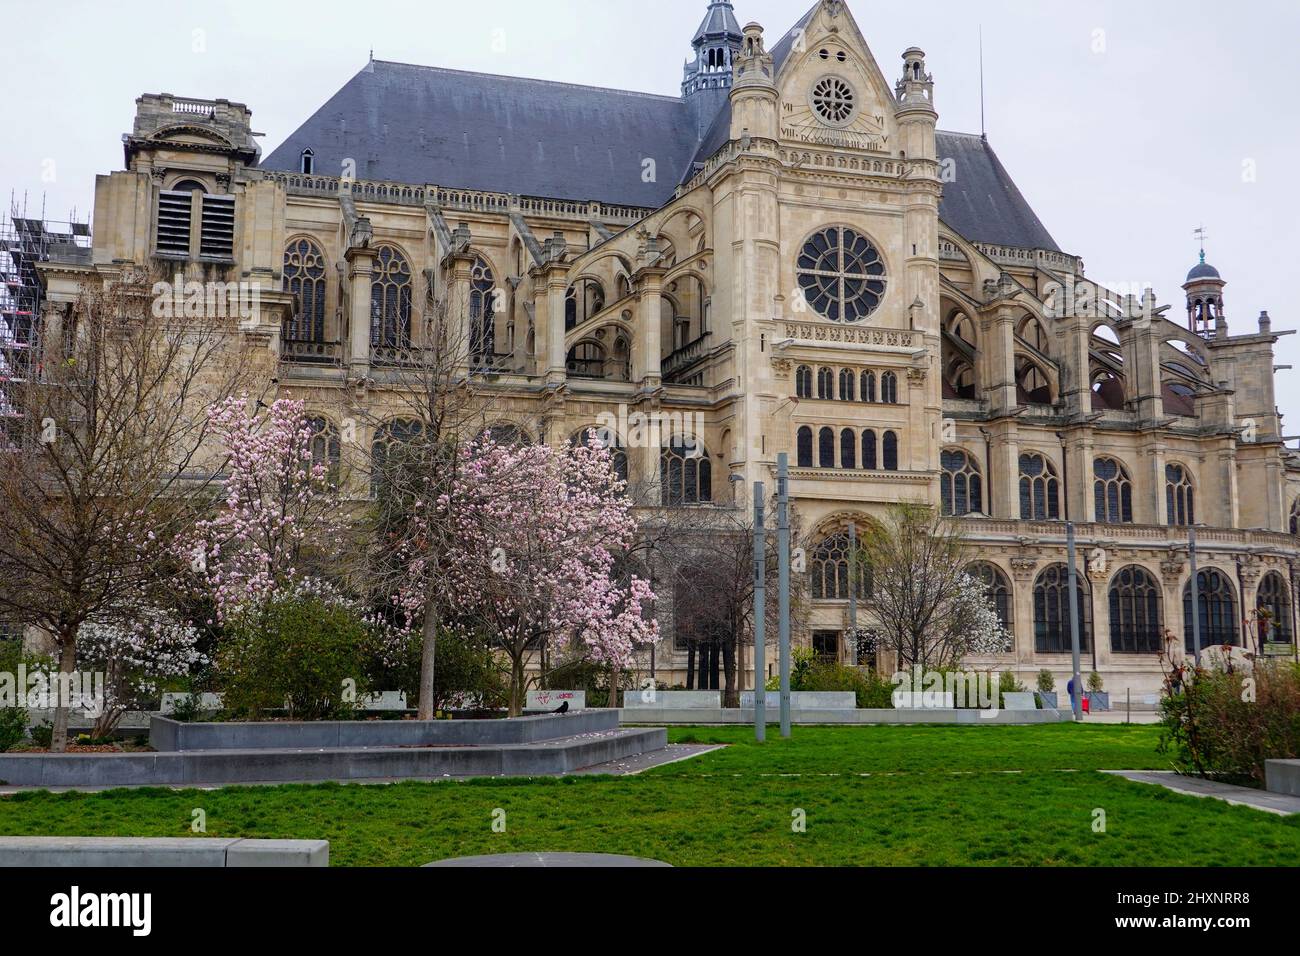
[1088,671,1105,693]
[0,707,27,752]
[375,626,508,713]
[766,655,895,709]
[217,595,375,721]
[1037,669,1056,693]
[999,671,1027,696]
[1159,658,1300,787]
[29,722,52,749]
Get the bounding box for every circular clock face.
[810,76,857,127]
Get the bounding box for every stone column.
[1010,557,1039,664]
[632,268,665,389]
[345,248,374,376]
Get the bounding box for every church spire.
[683,1,744,137]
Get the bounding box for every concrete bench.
[739,691,856,710]
[892,691,956,710]
[1002,692,1039,711]
[1265,760,1300,797]
[622,690,721,709]
[524,690,586,712]
[0,837,328,867]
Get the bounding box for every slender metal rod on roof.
[979,26,986,139]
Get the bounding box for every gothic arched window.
[470,257,497,359]
[861,370,876,403]
[370,244,412,349]
[660,439,712,506]
[882,431,899,471]
[571,428,628,487]
[1256,572,1293,648]
[796,366,813,399]
[795,226,887,323]
[838,369,855,402]
[968,562,1012,631]
[811,531,870,601]
[1019,453,1060,521]
[299,148,314,175]
[1109,566,1163,654]
[817,367,834,400]
[940,449,983,516]
[840,428,857,470]
[306,416,341,487]
[370,418,424,498]
[862,430,878,470]
[1166,463,1195,527]
[818,427,835,469]
[1183,569,1239,651]
[797,426,814,468]
[881,371,899,404]
[1033,564,1091,653]
[284,238,327,342]
[1094,457,1134,524]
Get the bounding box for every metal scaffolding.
[0,194,91,435]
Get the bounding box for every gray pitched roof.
[934,131,1061,252]
[262,28,1061,253]
[263,61,700,209]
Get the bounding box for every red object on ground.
[1082,697,1090,714]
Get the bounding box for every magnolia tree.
[398,433,657,716]
[187,396,344,621]
[860,503,1011,671]
[78,613,205,738]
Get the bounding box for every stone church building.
[33,0,1300,695]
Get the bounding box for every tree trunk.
[722,637,738,708]
[508,655,525,718]
[609,663,621,710]
[416,599,439,720]
[51,637,76,753]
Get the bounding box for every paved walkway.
[1107,770,1300,816]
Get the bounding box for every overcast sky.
[3,0,1297,434]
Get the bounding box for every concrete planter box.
[738,691,856,710]
[524,690,586,712]
[150,709,618,752]
[0,837,328,867]
[619,707,1070,726]
[1037,691,1059,709]
[621,690,720,709]
[1086,692,1111,712]
[0,726,667,788]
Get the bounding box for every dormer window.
[300,148,315,175]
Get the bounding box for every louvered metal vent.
[199,194,236,258]
[155,191,193,256]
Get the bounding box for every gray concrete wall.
[151,709,619,752]
[0,727,667,788]
[0,837,328,867]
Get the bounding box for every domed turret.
[1183,248,1227,339]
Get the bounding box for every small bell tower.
[1184,228,1227,339]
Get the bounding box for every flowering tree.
[860,504,1011,671]
[188,396,343,621]
[400,432,658,716]
[79,613,205,738]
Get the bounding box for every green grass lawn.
[2,725,1297,867]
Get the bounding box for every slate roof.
[262,5,1062,253]
[693,0,743,44]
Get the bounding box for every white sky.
[3,0,1297,435]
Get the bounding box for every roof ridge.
[369,59,685,104]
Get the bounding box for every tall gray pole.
[848,522,859,666]
[1066,522,1084,722]
[1189,527,1202,666]
[753,481,766,743]
[777,453,792,738]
